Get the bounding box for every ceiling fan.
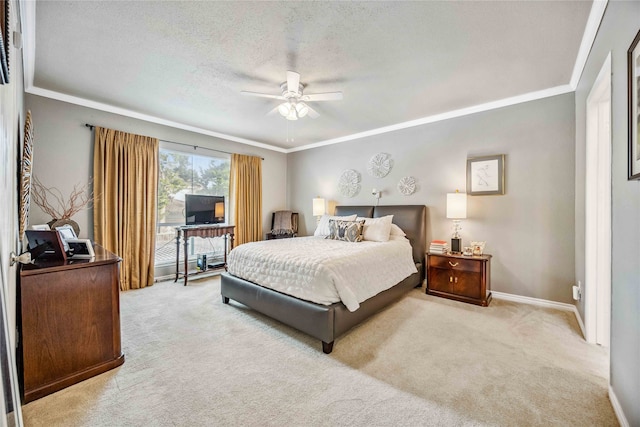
[241,71,343,121]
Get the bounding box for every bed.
[220,205,427,353]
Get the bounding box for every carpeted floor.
[21,276,617,426]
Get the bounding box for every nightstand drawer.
[428,255,482,273]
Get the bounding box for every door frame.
[584,52,612,347]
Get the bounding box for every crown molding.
[286,85,574,153]
[570,0,609,89]
[26,86,288,153]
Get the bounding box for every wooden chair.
[266,212,298,240]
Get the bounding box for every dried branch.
[31,176,93,220]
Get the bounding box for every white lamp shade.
[446,193,467,219]
[312,198,325,216]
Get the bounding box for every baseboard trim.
[609,385,630,427]
[492,291,574,311]
[491,291,586,339]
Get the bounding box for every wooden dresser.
[18,245,125,403]
[426,252,492,306]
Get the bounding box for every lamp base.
[451,238,461,254]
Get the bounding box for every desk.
[18,245,124,403]
[175,225,235,285]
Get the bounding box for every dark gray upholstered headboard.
[334,205,374,219]
[334,205,427,276]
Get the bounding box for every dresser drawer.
[428,255,482,273]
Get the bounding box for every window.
[155,147,230,267]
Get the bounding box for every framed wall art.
[628,29,640,180]
[466,154,505,195]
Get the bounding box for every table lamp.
[312,197,325,223]
[214,202,225,223]
[446,190,467,253]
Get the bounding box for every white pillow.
[390,223,406,237]
[363,215,394,242]
[314,214,357,236]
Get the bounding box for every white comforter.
[227,236,418,312]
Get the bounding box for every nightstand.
[426,252,492,306]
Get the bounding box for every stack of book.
[429,240,449,254]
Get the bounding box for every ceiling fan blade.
[241,91,285,100]
[306,105,320,119]
[287,71,300,93]
[302,92,343,102]
[266,106,280,116]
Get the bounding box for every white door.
[584,53,612,347]
[0,79,23,427]
[0,1,26,422]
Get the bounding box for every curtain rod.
[84,123,264,160]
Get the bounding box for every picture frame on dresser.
[66,239,95,259]
[24,230,67,261]
[628,29,640,180]
[467,155,505,195]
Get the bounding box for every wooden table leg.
[174,229,180,282]
[183,233,189,286]
[223,234,228,271]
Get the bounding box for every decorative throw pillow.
[314,214,357,236]
[362,215,394,242]
[327,219,365,242]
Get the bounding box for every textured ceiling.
[33,1,592,150]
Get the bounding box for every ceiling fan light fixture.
[278,102,291,117]
[285,107,298,121]
[295,103,309,118]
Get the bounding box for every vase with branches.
[31,175,93,235]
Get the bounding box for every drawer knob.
[448,261,459,267]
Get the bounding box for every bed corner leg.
[222,296,229,304]
[322,341,334,354]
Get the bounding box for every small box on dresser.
[426,252,492,306]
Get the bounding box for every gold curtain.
[230,154,262,245]
[93,127,159,291]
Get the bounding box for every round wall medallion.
[338,169,361,198]
[367,152,393,178]
[397,176,416,196]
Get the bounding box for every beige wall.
[25,94,288,243]
[288,94,576,303]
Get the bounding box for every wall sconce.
[446,190,467,253]
[372,188,382,205]
[312,197,325,223]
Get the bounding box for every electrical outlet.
[572,281,582,301]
